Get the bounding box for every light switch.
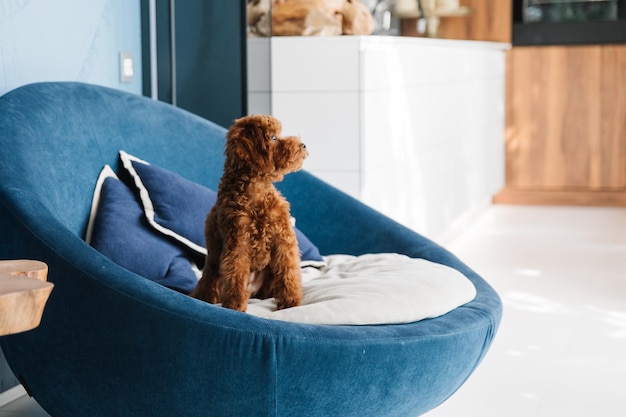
[120,52,134,83]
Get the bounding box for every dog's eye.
[271,135,278,142]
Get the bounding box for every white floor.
[426,205,626,417]
[1,205,625,417]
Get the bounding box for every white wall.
[0,0,142,96]
[0,0,143,395]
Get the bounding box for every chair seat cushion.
[247,253,476,325]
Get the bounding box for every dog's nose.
[301,143,306,149]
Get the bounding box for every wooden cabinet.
[437,0,512,43]
[401,1,626,206]
[495,45,626,205]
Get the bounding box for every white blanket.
[246,253,476,325]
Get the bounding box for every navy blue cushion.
[294,227,324,263]
[88,169,199,294]
[119,151,324,264]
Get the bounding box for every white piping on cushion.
[119,150,208,256]
[85,165,117,244]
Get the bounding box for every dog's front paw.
[276,295,300,310]
[222,299,248,312]
[191,278,221,304]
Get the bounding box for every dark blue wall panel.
[142,0,247,128]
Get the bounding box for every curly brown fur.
[190,115,308,312]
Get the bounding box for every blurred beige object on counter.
[270,0,375,36]
[395,0,421,17]
[399,0,470,37]
[436,0,460,13]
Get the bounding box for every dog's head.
[225,114,308,180]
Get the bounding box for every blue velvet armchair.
[0,82,501,417]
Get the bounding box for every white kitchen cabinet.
[248,36,507,239]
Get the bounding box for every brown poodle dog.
[191,115,308,312]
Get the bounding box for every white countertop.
[250,35,511,51]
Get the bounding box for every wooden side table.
[0,260,54,336]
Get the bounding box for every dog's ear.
[225,116,268,171]
[225,115,283,174]
[229,115,272,151]
[236,115,278,141]
[225,126,253,163]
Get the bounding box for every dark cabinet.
[141,0,247,128]
[513,0,626,45]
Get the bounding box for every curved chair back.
[0,82,502,417]
[0,82,227,238]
